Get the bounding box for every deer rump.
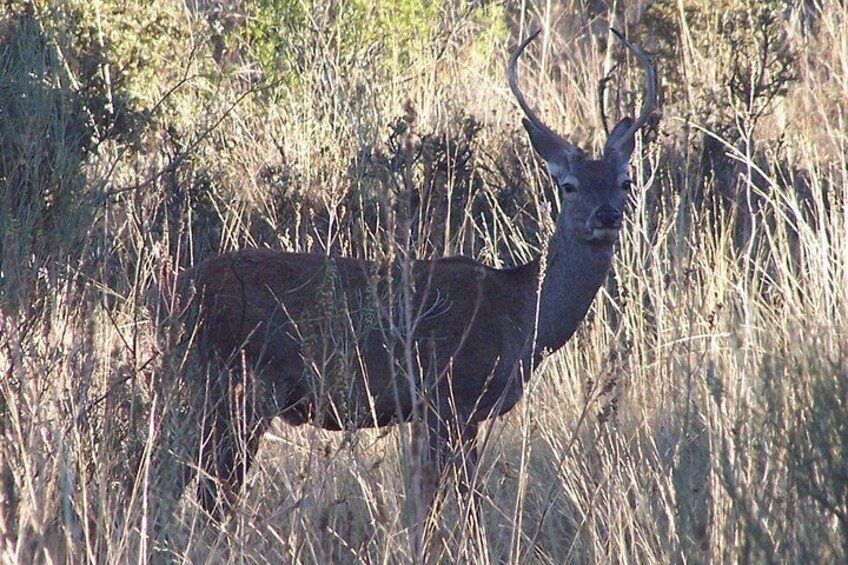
[187,248,531,432]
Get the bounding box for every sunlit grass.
[1,0,846,563]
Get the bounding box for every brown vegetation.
[1,0,846,562]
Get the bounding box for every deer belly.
[273,364,417,430]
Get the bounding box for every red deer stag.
[169,28,656,519]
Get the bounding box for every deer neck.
[531,230,614,360]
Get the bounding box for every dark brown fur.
[183,248,540,515]
[166,29,656,520]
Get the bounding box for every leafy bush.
[0,2,143,314]
[237,0,442,95]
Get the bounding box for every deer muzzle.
[587,204,623,242]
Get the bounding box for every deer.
[163,28,656,521]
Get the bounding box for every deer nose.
[594,205,622,228]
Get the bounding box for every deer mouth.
[587,227,621,243]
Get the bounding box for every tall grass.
[1,0,846,562]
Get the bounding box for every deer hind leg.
[145,382,206,535]
[197,367,269,521]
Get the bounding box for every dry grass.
[2,0,847,563]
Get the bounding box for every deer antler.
[507,29,583,162]
[608,28,657,151]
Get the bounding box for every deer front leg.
[425,409,480,499]
[456,421,480,498]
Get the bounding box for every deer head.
[508,28,657,246]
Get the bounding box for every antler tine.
[609,28,657,143]
[507,29,581,157]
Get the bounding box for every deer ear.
[522,118,581,178]
[604,117,635,162]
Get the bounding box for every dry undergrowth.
[1,0,846,563]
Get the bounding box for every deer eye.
[561,181,577,194]
[621,179,633,191]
